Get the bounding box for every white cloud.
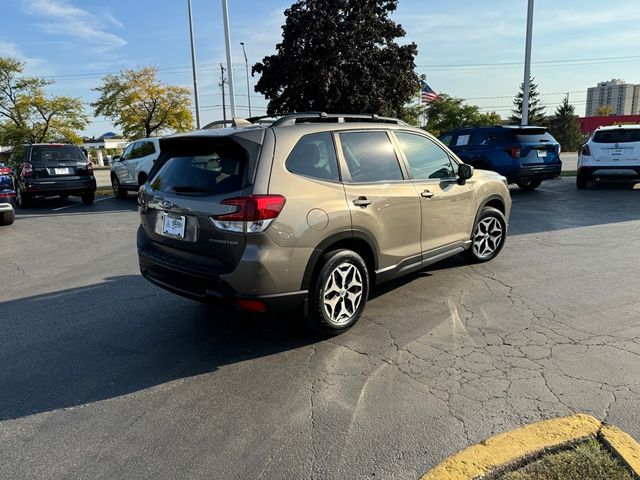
[21,0,126,52]
[0,41,47,73]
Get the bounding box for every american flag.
[421,81,439,104]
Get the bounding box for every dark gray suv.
[137,113,511,334]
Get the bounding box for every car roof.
[595,124,640,131]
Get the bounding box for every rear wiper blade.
[171,186,217,193]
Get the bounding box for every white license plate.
[536,149,547,157]
[610,148,623,155]
[54,168,70,175]
[162,213,186,238]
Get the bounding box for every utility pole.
[221,0,236,118]
[240,42,252,117]
[187,0,200,128]
[521,0,535,126]
[219,63,227,125]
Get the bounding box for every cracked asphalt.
[0,178,639,479]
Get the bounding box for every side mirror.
[112,156,121,162]
[458,163,474,185]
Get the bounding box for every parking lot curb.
[420,414,640,479]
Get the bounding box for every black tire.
[0,209,15,225]
[463,206,507,263]
[576,174,588,189]
[306,249,370,335]
[516,178,542,191]
[112,175,127,198]
[81,192,95,205]
[16,189,31,209]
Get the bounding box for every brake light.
[211,194,286,233]
[22,163,33,177]
[508,147,521,158]
[0,167,11,174]
[0,192,15,199]
[581,144,591,156]
[236,299,267,312]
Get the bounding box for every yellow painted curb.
[421,414,601,480]
[600,425,640,477]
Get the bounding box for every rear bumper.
[578,166,640,181]
[508,163,562,183]
[137,231,307,311]
[23,177,96,195]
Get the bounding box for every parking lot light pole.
[240,42,252,118]
[221,0,236,118]
[187,0,201,129]
[521,0,535,126]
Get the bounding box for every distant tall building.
[586,79,640,116]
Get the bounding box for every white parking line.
[51,195,114,211]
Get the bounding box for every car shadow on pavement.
[15,195,138,217]
[508,180,640,236]
[0,275,317,421]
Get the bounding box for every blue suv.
[440,126,562,190]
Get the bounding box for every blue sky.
[2,0,640,136]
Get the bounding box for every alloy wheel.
[323,262,364,326]
[472,217,503,259]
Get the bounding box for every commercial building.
[585,79,640,117]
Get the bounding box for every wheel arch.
[473,194,507,231]
[300,230,379,290]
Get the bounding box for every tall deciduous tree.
[252,0,419,119]
[0,57,87,146]
[547,95,583,152]
[510,77,545,125]
[93,67,193,139]
[423,94,501,136]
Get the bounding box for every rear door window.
[285,132,339,181]
[149,141,246,196]
[592,129,640,143]
[30,145,84,163]
[339,131,404,183]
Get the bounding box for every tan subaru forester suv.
[137,113,511,334]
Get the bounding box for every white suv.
[110,137,161,197]
[577,125,640,189]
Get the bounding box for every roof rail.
[268,112,408,127]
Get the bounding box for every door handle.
[353,196,372,207]
[421,190,435,198]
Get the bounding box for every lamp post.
[240,42,252,117]
[187,0,200,128]
[521,0,534,126]
[221,0,236,118]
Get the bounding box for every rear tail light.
[0,192,16,199]
[211,194,286,233]
[581,144,591,156]
[22,163,33,177]
[0,167,11,174]
[508,147,521,158]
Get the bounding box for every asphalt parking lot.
[1,178,639,479]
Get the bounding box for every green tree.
[423,94,502,136]
[252,0,419,120]
[510,76,545,125]
[547,95,583,152]
[0,57,87,146]
[93,67,193,139]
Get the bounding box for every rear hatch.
[590,128,640,164]
[139,132,263,274]
[506,127,561,165]
[29,145,92,180]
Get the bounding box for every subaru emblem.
[162,200,173,210]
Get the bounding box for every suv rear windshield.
[149,141,247,196]
[592,129,640,144]
[30,145,85,163]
